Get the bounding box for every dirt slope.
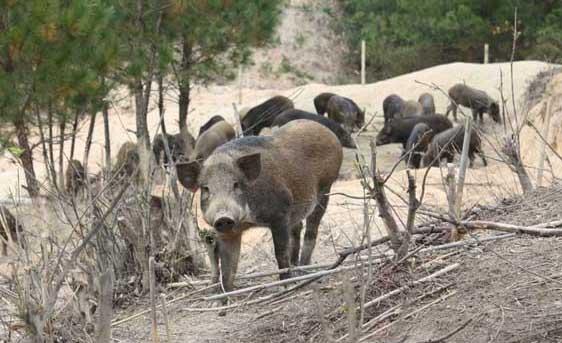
[229,0,349,89]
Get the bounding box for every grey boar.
[153,132,194,165]
[241,96,294,136]
[418,93,436,116]
[191,120,236,162]
[0,206,23,256]
[422,125,487,167]
[176,120,343,293]
[376,114,453,148]
[198,115,225,137]
[113,141,140,179]
[446,83,500,123]
[402,100,423,117]
[313,92,336,115]
[65,159,86,196]
[272,109,357,149]
[326,95,365,133]
[404,123,433,169]
[383,94,405,123]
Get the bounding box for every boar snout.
[214,216,236,232]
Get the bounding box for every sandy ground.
[0,61,558,253]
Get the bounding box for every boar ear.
[176,161,200,191]
[237,153,261,181]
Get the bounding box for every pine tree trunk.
[58,115,66,190]
[83,110,97,176]
[135,80,150,149]
[36,110,54,188]
[102,101,111,173]
[13,118,39,198]
[178,39,191,139]
[47,105,58,191]
[158,74,167,135]
[69,109,80,162]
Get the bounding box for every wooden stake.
[455,117,472,219]
[484,43,489,64]
[238,65,243,105]
[446,163,457,220]
[451,116,472,241]
[361,40,366,85]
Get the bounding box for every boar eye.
[233,182,240,190]
[201,185,209,193]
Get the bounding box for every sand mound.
[520,70,562,184]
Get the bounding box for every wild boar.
[272,109,357,149]
[176,120,343,293]
[241,96,294,136]
[446,83,500,123]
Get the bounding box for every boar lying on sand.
[176,120,343,293]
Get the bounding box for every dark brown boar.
[272,109,357,149]
[176,120,343,294]
[241,96,294,136]
[375,114,453,148]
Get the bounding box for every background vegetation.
[337,0,562,80]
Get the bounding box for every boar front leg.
[271,220,291,280]
[300,191,330,266]
[217,234,242,293]
[290,222,303,266]
[205,240,220,284]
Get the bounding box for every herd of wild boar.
[0,83,500,298]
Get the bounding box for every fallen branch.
[420,233,515,252]
[203,263,364,302]
[462,220,562,237]
[363,263,459,310]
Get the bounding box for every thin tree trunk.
[502,135,533,194]
[69,109,80,162]
[369,140,408,260]
[47,104,58,191]
[58,114,66,190]
[36,109,54,188]
[135,81,150,149]
[83,110,98,176]
[158,74,167,135]
[102,101,111,174]
[14,118,39,197]
[94,270,114,343]
[178,39,192,139]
